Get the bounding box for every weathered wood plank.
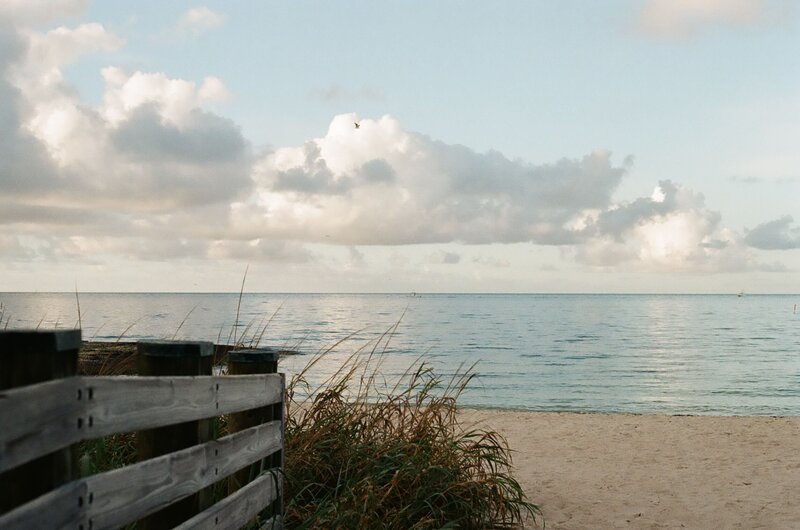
[136,339,213,530]
[88,374,283,436]
[0,479,87,530]
[87,420,282,529]
[174,471,280,530]
[0,420,281,530]
[0,377,83,474]
[0,330,81,513]
[227,350,281,503]
[0,374,282,473]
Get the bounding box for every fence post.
[136,340,213,530]
[227,348,283,518]
[0,329,81,515]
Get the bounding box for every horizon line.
[1,291,798,296]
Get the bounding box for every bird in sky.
[354,122,360,129]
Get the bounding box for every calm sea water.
[2,293,799,415]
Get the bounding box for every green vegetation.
[76,333,540,529]
[79,432,136,477]
[283,339,540,529]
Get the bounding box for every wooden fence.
[0,330,284,530]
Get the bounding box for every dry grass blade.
[91,322,106,341]
[284,328,541,529]
[115,317,141,343]
[230,264,249,348]
[171,303,198,340]
[252,300,284,348]
[75,283,82,330]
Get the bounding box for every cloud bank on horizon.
[0,1,797,291]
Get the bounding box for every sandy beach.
[461,410,800,530]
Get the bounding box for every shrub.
[283,346,540,529]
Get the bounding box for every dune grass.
[283,336,540,529]
[67,293,541,529]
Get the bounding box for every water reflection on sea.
[2,292,799,415]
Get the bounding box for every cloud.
[207,239,313,263]
[636,0,765,37]
[151,7,225,43]
[176,7,225,36]
[0,236,39,261]
[0,16,253,260]
[473,255,511,268]
[0,9,785,278]
[231,113,771,272]
[574,181,764,272]
[346,246,365,267]
[728,175,799,184]
[244,113,630,245]
[3,44,251,210]
[19,23,122,72]
[0,233,315,266]
[0,0,87,25]
[0,29,63,196]
[100,67,231,127]
[744,216,800,249]
[728,175,764,184]
[426,251,461,265]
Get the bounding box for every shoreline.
[462,405,798,418]
[460,409,800,529]
[74,342,800,527]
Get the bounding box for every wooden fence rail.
[0,330,285,530]
[0,374,283,474]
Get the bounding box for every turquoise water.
[2,293,799,415]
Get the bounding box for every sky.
[1,0,799,293]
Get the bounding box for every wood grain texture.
[0,420,281,530]
[0,377,83,474]
[0,373,282,474]
[88,419,282,529]
[227,351,282,507]
[136,341,213,530]
[174,471,280,530]
[0,330,80,513]
[0,479,87,530]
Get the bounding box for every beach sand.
[460,410,800,530]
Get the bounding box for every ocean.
[2,292,799,415]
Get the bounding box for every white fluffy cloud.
[176,7,225,37]
[0,7,791,279]
[242,113,629,245]
[1,20,250,213]
[637,0,765,37]
[575,181,754,271]
[0,14,255,266]
[100,68,231,127]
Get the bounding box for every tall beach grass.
[283,332,541,529]
[33,285,541,528]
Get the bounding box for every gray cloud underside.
[745,216,800,250]
[0,32,61,193]
[0,27,251,212]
